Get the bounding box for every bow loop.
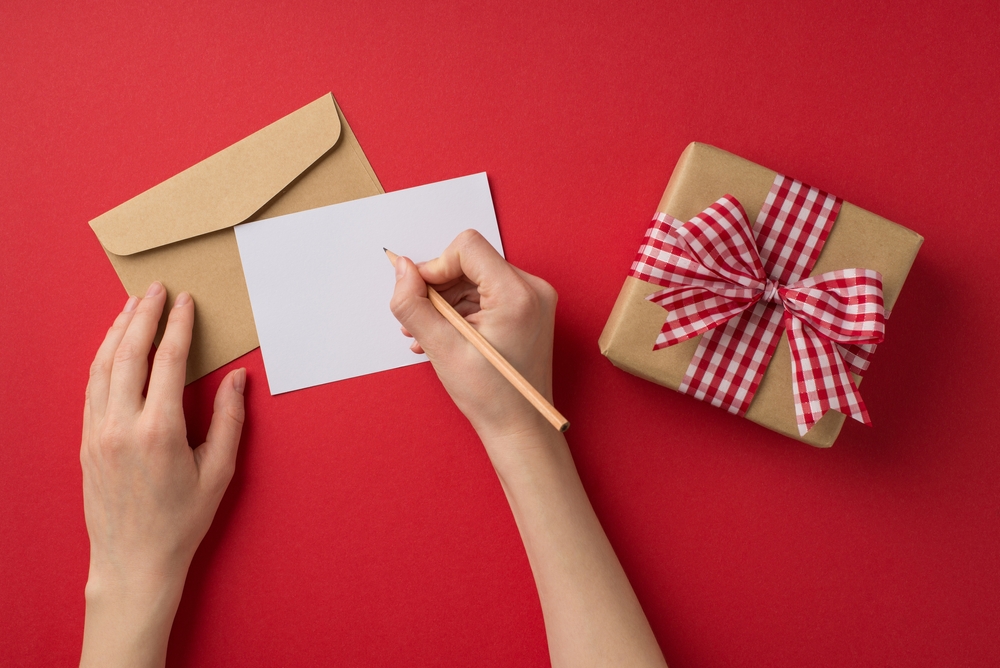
[675,196,767,287]
[779,269,886,346]
[640,196,771,349]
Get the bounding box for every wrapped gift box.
[599,143,923,447]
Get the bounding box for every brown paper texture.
[599,143,923,447]
[90,93,384,383]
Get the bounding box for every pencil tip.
[383,247,388,252]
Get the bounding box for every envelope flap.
[90,94,342,256]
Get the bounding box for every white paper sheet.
[234,173,504,394]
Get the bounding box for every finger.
[389,256,463,353]
[401,326,413,338]
[410,341,424,354]
[437,276,482,319]
[146,292,194,417]
[419,274,463,293]
[86,295,139,422]
[417,230,519,299]
[435,279,481,307]
[195,368,246,491]
[107,282,167,415]
[452,300,482,318]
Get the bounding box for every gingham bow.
[631,176,886,435]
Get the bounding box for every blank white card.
[234,173,504,394]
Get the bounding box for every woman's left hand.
[80,282,246,668]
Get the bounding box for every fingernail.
[123,296,139,312]
[145,281,163,298]
[173,292,190,308]
[394,257,407,280]
[234,368,246,395]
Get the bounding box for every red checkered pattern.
[629,175,886,435]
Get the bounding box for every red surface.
[2,1,998,665]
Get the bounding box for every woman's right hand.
[389,230,559,446]
[392,231,667,668]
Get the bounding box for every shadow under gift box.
[89,93,384,384]
[599,143,923,447]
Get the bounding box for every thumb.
[388,256,458,354]
[195,368,246,491]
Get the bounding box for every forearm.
[483,429,666,668]
[80,572,186,668]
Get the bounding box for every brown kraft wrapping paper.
[598,143,923,447]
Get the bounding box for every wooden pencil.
[385,248,569,433]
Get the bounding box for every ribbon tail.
[680,302,784,416]
[836,342,877,376]
[785,313,872,436]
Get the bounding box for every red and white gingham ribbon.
[630,175,886,435]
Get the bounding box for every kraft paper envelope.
[89,93,383,383]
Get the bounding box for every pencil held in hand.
[384,248,570,433]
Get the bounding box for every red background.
[2,1,998,665]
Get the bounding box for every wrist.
[85,568,187,608]
[86,549,191,602]
[477,422,572,482]
[469,400,556,443]
[84,554,190,632]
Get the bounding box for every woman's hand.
[389,229,558,444]
[389,232,666,667]
[80,282,246,668]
